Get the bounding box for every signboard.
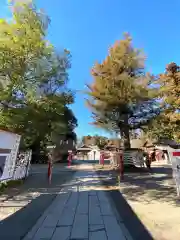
[0,130,21,181]
[13,150,32,180]
[0,156,7,178]
[169,151,180,196]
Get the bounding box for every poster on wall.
[0,156,6,178]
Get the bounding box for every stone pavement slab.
[23,164,133,240]
[0,164,76,240]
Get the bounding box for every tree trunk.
[120,126,130,149]
[119,114,131,149]
[30,138,43,163]
[118,115,136,169]
[120,125,135,168]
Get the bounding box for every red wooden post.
[68,151,72,167]
[155,151,158,161]
[48,156,52,184]
[157,151,161,161]
[101,152,105,166]
[100,152,104,166]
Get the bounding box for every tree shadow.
[0,164,76,202]
[0,194,57,240]
[108,190,153,240]
[0,188,153,240]
[98,165,180,205]
[72,159,112,165]
[0,163,171,240]
[0,164,78,240]
[96,169,154,240]
[122,166,180,205]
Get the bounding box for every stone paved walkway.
[23,164,132,240]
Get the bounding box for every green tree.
[86,34,159,148]
[81,135,108,149]
[145,62,180,142]
[82,135,94,145]
[93,135,108,149]
[0,0,77,151]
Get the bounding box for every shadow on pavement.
[96,170,154,240]
[0,194,56,240]
[0,164,156,240]
[60,167,154,240]
[98,165,180,205]
[0,164,77,240]
[72,159,111,165]
[0,164,75,201]
[121,166,179,205]
[108,190,154,240]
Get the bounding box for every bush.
[0,179,23,193]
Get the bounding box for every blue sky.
[1,0,180,138]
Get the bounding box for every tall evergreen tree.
[86,34,159,148]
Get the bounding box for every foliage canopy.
[0,0,77,150]
[86,34,159,148]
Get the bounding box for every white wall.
[0,130,21,181]
[0,130,20,149]
[88,150,101,160]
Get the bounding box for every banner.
[13,150,32,180]
[169,151,180,196]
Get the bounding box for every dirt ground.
[1,162,179,240]
[97,162,180,240]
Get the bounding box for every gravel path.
[96,162,180,240]
[120,163,180,240]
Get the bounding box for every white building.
[87,145,101,160]
[77,144,101,160]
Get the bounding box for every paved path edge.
[94,166,134,240]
